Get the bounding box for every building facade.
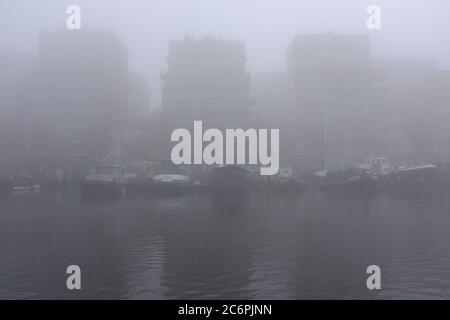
[24,30,132,179]
[286,33,386,172]
[161,35,251,160]
[0,50,36,173]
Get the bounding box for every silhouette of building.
[161,35,251,158]
[432,70,450,162]
[374,58,450,164]
[0,50,36,173]
[24,30,141,179]
[287,33,386,172]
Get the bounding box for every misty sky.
[1,0,449,108]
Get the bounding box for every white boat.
[358,157,436,189]
[153,173,190,185]
[9,174,41,195]
[357,157,395,176]
[152,173,190,192]
[149,160,191,194]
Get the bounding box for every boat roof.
[94,164,122,168]
[398,164,436,171]
[313,170,328,177]
[214,165,248,171]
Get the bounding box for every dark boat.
[271,178,307,193]
[380,164,436,190]
[269,168,307,193]
[313,168,377,194]
[432,162,450,187]
[0,174,11,197]
[124,161,159,196]
[189,180,208,193]
[209,165,250,193]
[81,165,127,199]
[358,157,436,191]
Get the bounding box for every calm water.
[1,189,450,299]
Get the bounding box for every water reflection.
[0,189,450,299]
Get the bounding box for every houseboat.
[81,164,129,199]
[270,167,307,193]
[209,165,250,193]
[313,168,377,194]
[149,160,191,195]
[359,157,436,190]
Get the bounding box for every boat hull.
[380,165,436,190]
[81,181,124,199]
[209,165,250,193]
[314,169,378,195]
[150,174,191,196]
[270,178,307,193]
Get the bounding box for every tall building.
[431,70,450,162]
[287,33,386,172]
[0,50,36,173]
[250,72,293,168]
[25,30,130,178]
[161,35,251,158]
[374,58,446,164]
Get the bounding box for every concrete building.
[286,33,386,172]
[161,35,251,159]
[431,70,450,162]
[24,30,133,179]
[374,58,448,164]
[119,73,154,162]
[0,49,36,173]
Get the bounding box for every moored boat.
[151,173,191,194]
[270,167,307,193]
[0,174,11,197]
[189,180,208,193]
[359,157,436,190]
[149,160,191,195]
[81,165,128,199]
[209,165,250,193]
[431,162,450,187]
[380,164,436,190]
[313,168,377,194]
[7,174,41,195]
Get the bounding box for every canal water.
[1,189,450,299]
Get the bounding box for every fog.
[2,0,450,107]
[1,0,450,175]
[3,1,450,300]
